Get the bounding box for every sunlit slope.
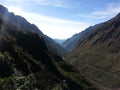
[66,13,120,89]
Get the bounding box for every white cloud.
[92,3,120,17]
[33,0,72,8]
[0,0,72,8]
[79,2,120,20]
[8,6,90,39]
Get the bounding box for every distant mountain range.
[0,5,96,90]
[44,36,67,57]
[54,39,66,45]
[66,13,120,89]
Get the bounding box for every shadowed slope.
[0,5,97,90]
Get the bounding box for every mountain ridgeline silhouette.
[62,24,101,51]
[0,5,97,90]
[0,5,67,57]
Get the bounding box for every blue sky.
[0,0,120,39]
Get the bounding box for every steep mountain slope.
[0,5,67,57]
[62,25,100,51]
[0,5,97,90]
[62,33,80,51]
[44,35,67,57]
[66,13,120,89]
[0,5,43,35]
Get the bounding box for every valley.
[0,2,120,90]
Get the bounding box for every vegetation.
[0,5,97,90]
[66,13,120,89]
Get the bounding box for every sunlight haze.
[0,0,120,39]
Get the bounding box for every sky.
[0,0,120,39]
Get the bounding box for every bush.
[0,52,14,77]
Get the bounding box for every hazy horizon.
[0,0,120,39]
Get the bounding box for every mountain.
[62,25,100,51]
[0,5,67,57]
[54,39,66,45]
[43,36,67,57]
[66,13,120,89]
[0,5,97,90]
[0,5,43,35]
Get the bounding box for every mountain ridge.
[0,4,96,90]
[62,24,101,51]
[66,12,120,89]
[0,5,67,57]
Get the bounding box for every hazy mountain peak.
[0,5,8,13]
